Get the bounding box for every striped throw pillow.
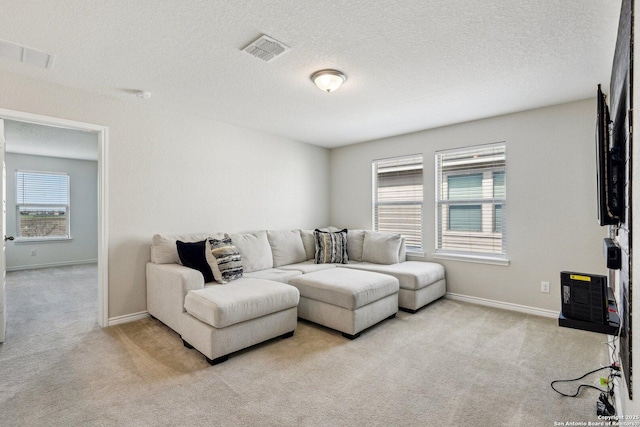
[207,238,243,283]
[313,229,348,264]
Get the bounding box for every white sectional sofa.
[146,228,446,364]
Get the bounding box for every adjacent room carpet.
[0,264,611,426]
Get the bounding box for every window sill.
[432,252,509,266]
[14,237,73,244]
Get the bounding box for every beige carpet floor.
[0,264,612,426]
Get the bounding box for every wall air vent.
[0,40,56,69]
[242,34,290,62]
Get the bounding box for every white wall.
[0,69,609,325]
[330,99,608,313]
[0,70,330,319]
[5,153,98,270]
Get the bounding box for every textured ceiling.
[0,0,622,148]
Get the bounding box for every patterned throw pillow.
[207,237,243,283]
[176,240,215,283]
[313,229,348,264]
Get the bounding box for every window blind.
[373,154,423,251]
[435,143,506,258]
[17,171,69,205]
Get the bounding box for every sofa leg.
[280,331,295,339]
[182,339,194,349]
[387,313,396,320]
[206,355,229,365]
[342,332,361,340]
[399,307,418,314]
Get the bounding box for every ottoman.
[288,268,399,339]
[181,278,300,364]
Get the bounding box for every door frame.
[0,108,109,327]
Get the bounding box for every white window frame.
[434,142,508,265]
[15,170,71,242]
[372,154,424,253]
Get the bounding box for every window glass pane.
[448,174,482,200]
[493,171,505,198]
[494,204,502,232]
[449,205,482,232]
[435,142,506,259]
[16,170,70,239]
[17,206,68,238]
[376,204,422,249]
[373,155,423,251]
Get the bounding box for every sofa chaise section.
[182,278,299,364]
[147,232,300,364]
[339,261,446,312]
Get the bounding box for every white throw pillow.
[362,231,402,265]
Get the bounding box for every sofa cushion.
[207,237,243,283]
[346,229,366,262]
[176,240,215,283]
[184,278,300,328]
[229,231,273,273]
[242,268,303,284]
[267,230,307,267]
[314,229,348,264]
[299,230,317,260]
[399,237,407,263]
[362,231,401,264]
[279,260,339,274]
[151,232,225,264]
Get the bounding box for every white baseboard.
[7,259,98,272]
[446,292,559,319]
[108,311,149,326]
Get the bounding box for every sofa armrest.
[146,262,205,334]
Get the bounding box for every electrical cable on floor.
[550,365,612,397]
[551,359,620,416]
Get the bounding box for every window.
[372,154,423,252]
[435,143,506,263]
[16,170,70,240]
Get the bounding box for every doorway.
[0,109,108,330]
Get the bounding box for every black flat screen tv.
[596,84,622,226]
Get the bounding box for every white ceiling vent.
[242,34,290,62]
[0,40,56,69]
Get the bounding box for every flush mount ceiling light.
[311,69,347,93]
